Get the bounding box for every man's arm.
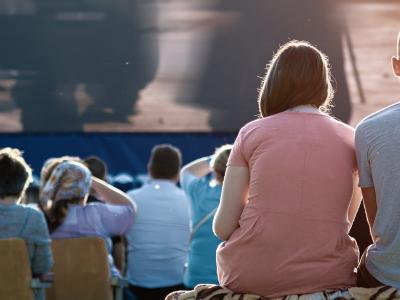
[355,127,377,241]
[347,172,362,227]
[361,187,378,241]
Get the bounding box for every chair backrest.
[46,237,113,300]
[0,238,34,300]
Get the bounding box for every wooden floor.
[0,0,399,132]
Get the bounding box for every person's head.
[40,156,82,189]
[84,156,108,181]
[148,144,182,182]
[0,148,32,202]
[22,183,40,205]
[258,40,334,117]
[40,160,92,232]
[392,33,400,77]
[210,144,232,183]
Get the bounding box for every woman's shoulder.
[322,116,355,138]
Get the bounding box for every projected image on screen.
[0,0,398,132]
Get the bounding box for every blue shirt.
[181,172,222,288]
[126,179,191,288]
[355,102,400,287]
[0,203,53,275]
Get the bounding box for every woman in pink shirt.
[213,40,361,297]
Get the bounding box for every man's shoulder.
[357,102,400,132]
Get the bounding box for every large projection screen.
[0,0,398,132]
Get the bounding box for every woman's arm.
[347,172,362,227]
[180,156,212,178]
[213,166,249,241]
[90,177,136,210]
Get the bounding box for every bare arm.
[90,177,136,210]
[362,186,378,241]
[213,166,249,241]
[181,156,212,178]
[347,172,362,227]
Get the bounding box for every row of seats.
[0,238,125,300]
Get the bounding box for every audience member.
[84,156,108,181]
[355,32,400,288]
[213,40,361,297]
[125,145,190,300]
[180,145,232,288]
[40,159,136,277]
[22,182,40,205]
[0,148,53,276]
[84,155,127,274]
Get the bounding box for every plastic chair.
[0,238,51,300]
[46,237,127,300]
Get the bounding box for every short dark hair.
[149,145,181,180]
[84,156,108,180]
[0,148,32,199]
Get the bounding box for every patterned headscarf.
[40,161,92,206]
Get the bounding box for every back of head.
[40,160,92,233]
[149,144,182,180]
[41,160,92,205]
[211,144,233,181]
[258,40,334,117]
[84,156,108,181]
[40,155,82,188]
[0,148,32,200]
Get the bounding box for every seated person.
[180,145,232,288]
[125,144,191,300]
[40,159,136,277]
[84,155,127,274]
[0,148,53,276]
[355,32,400,288]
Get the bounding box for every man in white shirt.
[126,144,190,300]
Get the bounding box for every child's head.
[0,148,32,202]
[392,33,400,77]
[258,40,334,117]
[210,144,233,183]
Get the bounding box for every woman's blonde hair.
[258,40,334,117]
[210,144,233,179]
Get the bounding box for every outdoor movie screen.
[0,0,398,132]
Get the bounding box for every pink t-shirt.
[217,111,359,297]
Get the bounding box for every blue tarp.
[0,133,237,176]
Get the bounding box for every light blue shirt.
[355,102,400,287]
[126,179,190,288]
[0,203,53,275]
[181,172,222,288]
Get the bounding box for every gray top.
[355,102,400,287]
[0,203,53,275]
